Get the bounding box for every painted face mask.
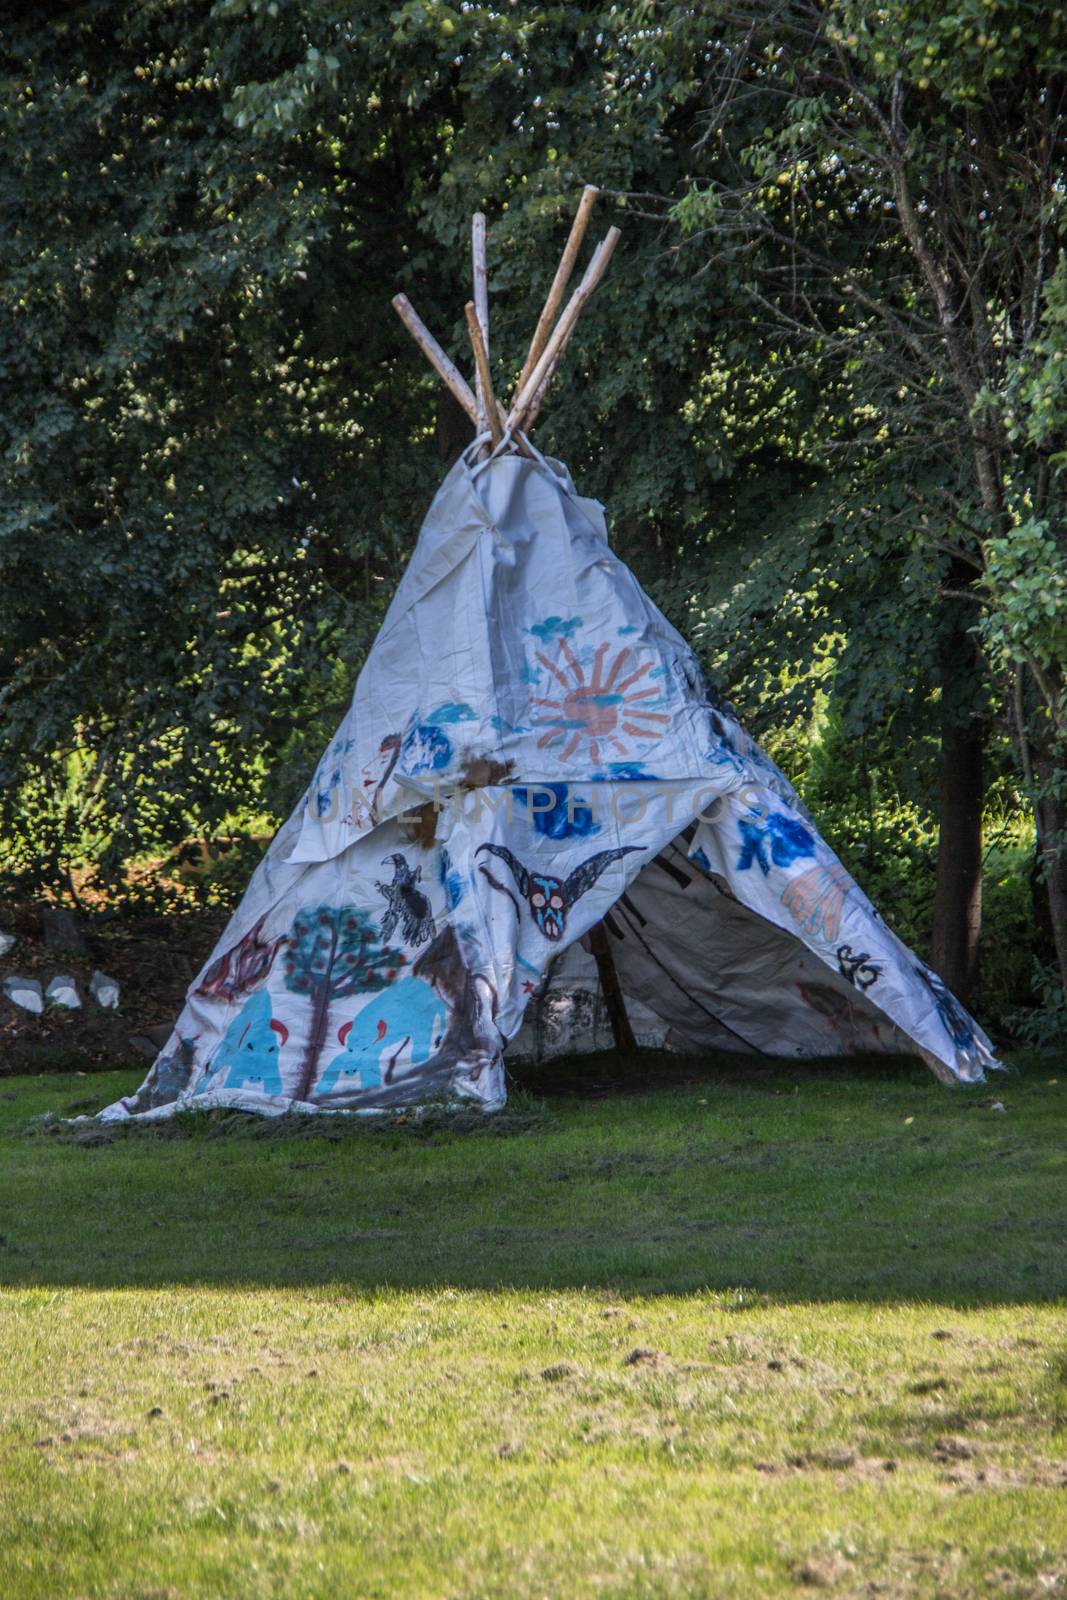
[476,843,640,942]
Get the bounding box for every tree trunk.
[1033,752,1067,1005]
[930,713,984,1003]
[295,979,333,1102]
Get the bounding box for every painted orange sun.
[532,639,671,765]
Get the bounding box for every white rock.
[2,976,43,1014]
[989,1100,1007,1113]
[90,970,121,1009]
[0,932,16,958]
[45,975,81,1009]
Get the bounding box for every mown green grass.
[0,1054,1065,1598]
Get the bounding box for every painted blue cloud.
[528,615,582,642]
[427,702,477,725]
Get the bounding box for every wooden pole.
[522,298,588,436]
[506,226,621,435]
[586,921,637,1053]
[507,240,605,433]
[515,185,598,396]
[391,293,479,425]
[464,302,504,447]
[471,213,490,437]
[521,362,560,438]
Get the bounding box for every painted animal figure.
[195,915,288,1002]
[376,853,436,947]
[316,977,445,1095]
[202,990,289,1096]
[837,943,881,991]
[476,843,640,941]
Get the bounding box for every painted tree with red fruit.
[284,906,403,1100]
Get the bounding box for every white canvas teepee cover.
[102,446,996,1122]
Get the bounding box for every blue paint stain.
[689,846,712,873]
[705,734,746,778]
[529,615,582,642]
[311,738,356,817]
[438,847,466,910]
[427,702,477,725]
[314,775,340,818]
[590,763,660,781]
[513,784,601,840]
[618,625,640,636]
[400,724,452,775]
[914,964,976,1052]
[736,813,815,875]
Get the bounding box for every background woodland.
[3,0,1066,1044]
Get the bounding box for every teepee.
[102,191,996,1122]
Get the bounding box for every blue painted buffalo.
[317,977,445,1095]
[198,990,289,1096]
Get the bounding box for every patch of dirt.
[30,1400,137,1465]
[705,1334,840,1387]
[540,1362,581,1383]
[908,1375,954,1395]
[791,1553,853,1588]
[941,1457,1067,1491]
[623,1347,670,1368]
[756,1450,897,1477]
[0,900,227,1075]
[787,1446,858,1471]
[934,1434,977,1461]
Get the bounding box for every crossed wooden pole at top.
[392,187,620,450]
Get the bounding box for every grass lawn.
[0,1052,1065,1598]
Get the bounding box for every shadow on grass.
[1,1050,1061,1305]
[508,1046,940,1098]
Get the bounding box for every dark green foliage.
[1007,960,1067,1047]
[0,1,733,901]
[2,1,1064,1025]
